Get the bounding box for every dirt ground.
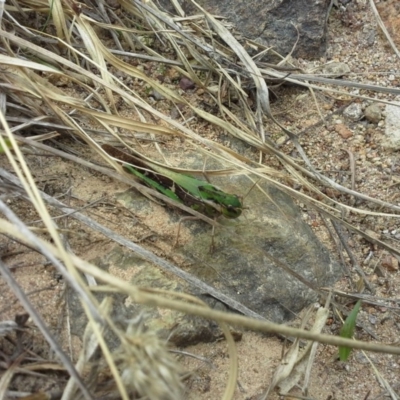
[1,0,400,399]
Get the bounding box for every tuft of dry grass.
[1,0,400,398]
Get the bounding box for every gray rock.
[159,0,330,60]
[343,103,363,121]
[382,103,400,150]
[182,181,340,322]
[364,103,382,124]
[68,153,341,346]
[118,153,340,320]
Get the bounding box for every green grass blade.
[339,300,362,361]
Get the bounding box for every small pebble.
[150,90,164,100]
[381,255,399,272]
[335,123,353,139]
[344,103,363,121]
[322,61,351,77]
[364,103,382,123]
[180,77,195,91]
[276,136,287,146]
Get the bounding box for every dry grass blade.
[267,304,330,397]
[73,17,116,109]
[1,0,400,397]
[270,70,400,96]
[0,54,60,72]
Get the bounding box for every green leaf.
[339,300,362,361]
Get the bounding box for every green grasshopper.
[102,144,242,246]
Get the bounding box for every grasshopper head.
[221,205,242,218]
[219,193,243,219]
[198,185,243,219]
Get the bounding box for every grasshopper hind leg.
[173,216,199,249]
[209,222,216,253]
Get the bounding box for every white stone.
[382,103,400,150]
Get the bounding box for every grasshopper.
[102,144,242,247]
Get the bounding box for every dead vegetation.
[1,0,400,399]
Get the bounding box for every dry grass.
[1,0,400,399]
